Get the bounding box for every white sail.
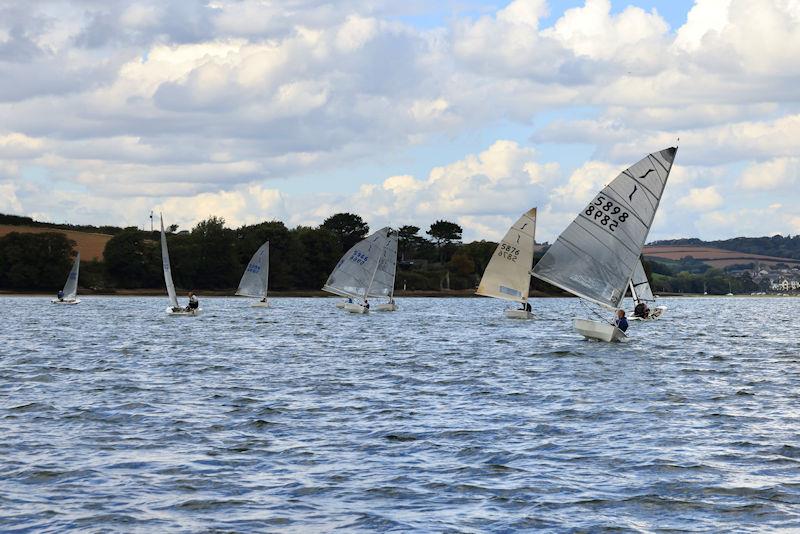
[236,241,269,298]
[62,251,80,300]
[629,259,655,303]
[367,230,398,298]
[533,147,677,310]
[160,215,180,309]
[323,227,393,299]
[476,208,536,303]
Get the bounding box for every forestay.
[630,259,655,303]
[236,241,270,298]
[160,215,180,309]
[533,147,677,309]
[367,230,398,298]
[62,251,80,300]
[323,227,393,299]
[476,208,537,303]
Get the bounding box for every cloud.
[739,157,800,190]
[677,186,724,211]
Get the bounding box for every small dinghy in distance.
[323,227,398,313]
[628,259,666,321]
[476,208,537,319]
[369,230,399,312]
[52,252,81,305]
[236,241,271,308]
[532,146,678,342]
[161,214,201,316]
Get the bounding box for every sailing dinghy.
[236,241,270,307]
[323,227,398,313]
[532,147,677,342]
[628,258,665,321]
[161,215,201,316]
[476,208,537,319]
[52,252,81,305]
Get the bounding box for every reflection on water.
[1,296,799,531]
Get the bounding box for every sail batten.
[532,147,677,309]
[62,252,80,300]
[476,208,537,303]
[160,215,179,309]
[236,241,270,298]
[323,227,397,300]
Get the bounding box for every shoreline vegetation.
[1,211,798,297]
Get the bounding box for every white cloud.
[677,186,724,211]
[739,157,800,190]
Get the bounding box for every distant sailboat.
[323,227,398,313]
[476,208,537,319]
[161,214,201,316]
[236,241,270,307]
[52,252,81,305]
[532,147,678,342]
[629,258,666,321]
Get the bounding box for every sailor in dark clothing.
[634,301,647,318]
[615,309,629,332]
[186,291,199,311]
[57,290,64,302]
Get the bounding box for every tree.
[290,226,341,289]
[0,232,74,290]
[321,213,369,252]
[104,228,161,288]
[398,225,422,261]
[427,220,463,263]
[190,216,238,289]
[235,221,294,290]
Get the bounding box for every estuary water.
[1,296,799,532]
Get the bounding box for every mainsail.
[323,227,394,299]
[533,147,677,310]
[160,215,180,309]
[236,241,270,298]
[476,208,537,303]
[62,251,80,300]
[629,259,655,303]
[367,230,398,298]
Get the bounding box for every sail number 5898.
[585,195,629,232]
[498,243,520,262]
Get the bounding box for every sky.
[1,0,799,243]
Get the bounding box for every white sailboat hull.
[166,306,202,316]
[51,299,80,305]
[504,309,534,320]
[374,302,397,312]
[344,303,369,314]
[250,301,270,308]
[573,318,627,342]
[630,305,666,321]
[335,301,347,309]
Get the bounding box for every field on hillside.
[0,225,111,261]
[643,245,800,268]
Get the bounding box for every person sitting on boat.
[57,289,64,302]
[615,309,629,332]
[364,299,370,310]
[186,291,199,312]
[525,302,532,312]
[634,301,649,319]
[347,297,353,304]
[260,297,267,303]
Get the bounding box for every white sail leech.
[160,214,180,310]
[236,241,270,298]
[476,208,537,303]
[532,147,677,311]
[323,227,395,300]
[629,259,655,304]
[62,251,80,301]
[367,230,398,299]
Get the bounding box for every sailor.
[525,302,532,312]
[186,291,199,312]
[615,309,629,332]
[634,301,647,318]
[364,299,370,310]
[57,289,64,302]
[260,297,267,303]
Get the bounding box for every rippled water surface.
[2,296,800,532]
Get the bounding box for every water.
[1,296,799,532]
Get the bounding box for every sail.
[476,208,537,303]
[323,227,393,299]
[236,241,270,298]
[367,230,398,298]
[62,251,80,300]
[160,215,179,309]
[630,259,655,303]
[533,147,677,309]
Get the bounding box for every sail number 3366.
[584,195,629,232]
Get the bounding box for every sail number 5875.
[585,195,629,232]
